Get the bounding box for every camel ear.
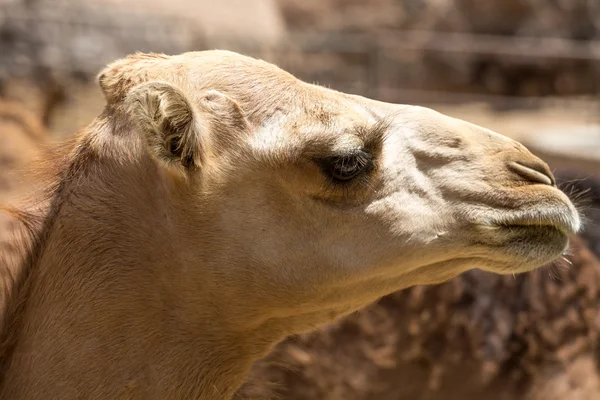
[124,81,203,170]
[97,52,170,103]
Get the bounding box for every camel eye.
[319,150,374,183]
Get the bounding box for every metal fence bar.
[288,30,600,61]
[378,87,600,108]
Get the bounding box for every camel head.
[97,51,580,333]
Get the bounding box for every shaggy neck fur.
[0,116,277,400]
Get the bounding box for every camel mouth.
[485,190,581,236]
[494,211,578,251]
[472,203,580,272]
[473,224,570,274]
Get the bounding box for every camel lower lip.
[498,222,572,237]
[487,224,570,271]
[476,223,569,250]
[499,224,565,233]
[495,225,571,247]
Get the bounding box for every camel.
[0,50,581,400]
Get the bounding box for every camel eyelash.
[315,149,375,185]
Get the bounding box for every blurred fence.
[1,1,600,135]
[277,31,600,110]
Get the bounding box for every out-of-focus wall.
[0,0,288,136]
[0,0,286,81]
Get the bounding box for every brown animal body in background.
[0,50,580,399]
[0,99,47,198]
[0,100,47,315]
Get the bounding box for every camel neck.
[0,144,263,399]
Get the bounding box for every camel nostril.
[508,160,555,186]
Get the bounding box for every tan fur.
[0,100,48,319]
[0,50,581,399]
[1,78,65,127]
[0,99,48,241]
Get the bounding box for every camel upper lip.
[495,214,580,236]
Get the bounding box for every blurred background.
[1,1,600,399]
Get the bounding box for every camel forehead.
[171,50,300,96]
[174,50,288,76]
[250,103,378,155]
[170,51,377,124]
